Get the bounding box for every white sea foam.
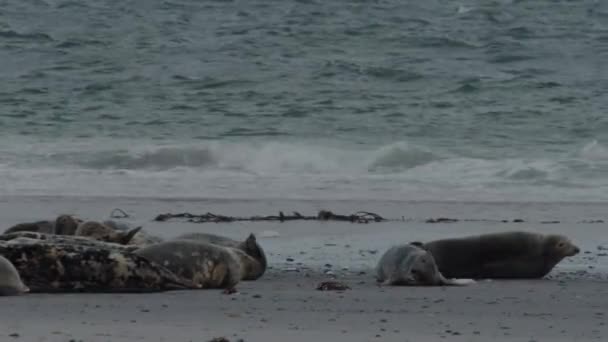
[1,139,608,202]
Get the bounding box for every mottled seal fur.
[175,232,267,280]
[54,215,83,235]
[376,244,474,286]
[0,232,138,252]
[103,220,164,246]
[4,220,54,234]
[0,255,29,295]
[0,241,196,292]
[134,240,245,290]
[414,231,580,279]
[75,221,142,244]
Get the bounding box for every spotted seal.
[134,240,246,291]
[412,231,580,279]
[0,232,138,251]
[174,232,266,280]
[376,244,474,286]
[0,240,197,292]
[0,255,29,295]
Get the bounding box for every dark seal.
[414,231,580,279]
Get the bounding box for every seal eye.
[411,270,418,275]
[558,243,564,248]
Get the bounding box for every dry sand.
[0,195,607,341]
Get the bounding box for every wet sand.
[1,195,607,341]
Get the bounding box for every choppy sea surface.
[1,0,607,202]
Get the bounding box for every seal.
[175,232,266,280]
[134,240,245,291]
[103,220,164,246]
[75,221,142,244]
[54,214,83,235]
[376,244,474,286]
[415,231,580,279]
[0,231,138,252]
[4,220,54,234]
[0,255,29,296]
[0,240,197,293]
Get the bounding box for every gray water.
[1,0,608,201]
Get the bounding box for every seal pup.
[174,232,267,280]
[75,221,142,244]
[4,220,54,234]
[0,240,197,292]
[134,240,245,291]
[376,244,474,286]
[414,231,580,279]
[103,220,164,246]
[0,255,29,295]
[54,214,83,235]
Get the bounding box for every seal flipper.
[437,272,475,286]
[117,226,143,245]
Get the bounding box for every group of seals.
[0,213,581,294]
[0,214,268,295]
[377,231,580,286]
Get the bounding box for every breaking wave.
[2,140,608,202]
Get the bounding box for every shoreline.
[0,196,607,341]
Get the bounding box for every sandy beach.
[1,195,607,342]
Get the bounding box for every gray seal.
[4,220,54,234]
[75,221,142,244]
[376,244,474,286]
[134,240,246,291]
[174,232,267,280]
[0,255,29,295]
[414,231,580,279]
[0,241,197,292]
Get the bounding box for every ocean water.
[1,0,608,202]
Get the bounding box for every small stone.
[316,281,351,291]
[208,338,230,342]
